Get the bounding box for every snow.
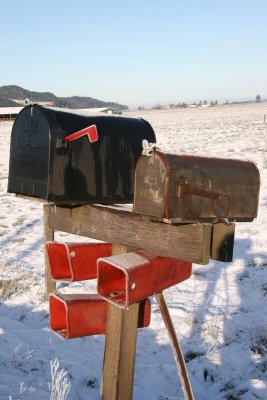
[0,103,267,399]
[0,107,23,115]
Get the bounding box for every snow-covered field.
[0,103,267,400]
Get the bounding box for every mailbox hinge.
[56,137,68,149]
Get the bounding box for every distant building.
[11,99,54,107]
[0,105,123,122]
[83,107,123,115]
[0,107,23,121]
[57,107,123,116]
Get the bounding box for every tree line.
[145,95,263,110]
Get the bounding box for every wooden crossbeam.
[48,204,212,264]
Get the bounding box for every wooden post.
[101,244,140,400]
[211,223,235,262]
[43,204,56,299]
[155,292,194,400]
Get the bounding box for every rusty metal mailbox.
[134,150,260,223]
[8,105,156,204]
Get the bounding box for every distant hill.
[54,96,128,110]
[0,85,57,103]
[0,85,128,110]
[0,98,18,107]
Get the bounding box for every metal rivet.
[70,251,76,257]
[131,283,136,290]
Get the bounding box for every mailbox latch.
[176,180,230,218]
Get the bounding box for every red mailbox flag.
[65,124,98,143]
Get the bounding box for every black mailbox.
[8,105,156,204]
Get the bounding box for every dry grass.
[0,274,38,297]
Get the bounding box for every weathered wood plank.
[102,244,139,400]
[43,204,56,299]
[48,205,212,264]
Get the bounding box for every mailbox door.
[8,106,50,199]
[134,152,167,217]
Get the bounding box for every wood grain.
[48,205,212,264]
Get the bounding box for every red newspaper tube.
[49,293,151,339]
[46,242,112,281]
[97,252,192,308]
